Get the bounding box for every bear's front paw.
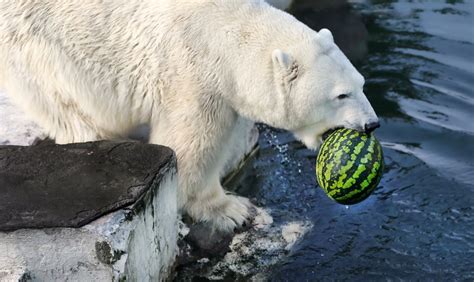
[187,194,256,233]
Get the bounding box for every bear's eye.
[337,93,350,100]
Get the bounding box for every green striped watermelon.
[316,128,384,205]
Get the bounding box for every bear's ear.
[272,49,298,87]
[318,28,334,43]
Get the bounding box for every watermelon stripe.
[339,139,382,201]
[317,132,339,172]
[318,130,347,189]
[338,154,380,204]
[335,181,374,204]
[365,142,383,188]
[341,136,374,190]
[319,131,339,158]
[328,130,358,178]
[317,130,341,188]
[328,133,368,190]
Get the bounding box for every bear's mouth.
[322,127,343,141]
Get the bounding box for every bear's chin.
[292,130,323,151]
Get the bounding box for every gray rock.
[0,141,179,281]
[0,141,173,231]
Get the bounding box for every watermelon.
[316,128,384,205]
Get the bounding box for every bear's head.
[271,28,379,149]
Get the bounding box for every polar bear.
[0,0,379,232]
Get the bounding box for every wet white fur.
[0,0,377,232]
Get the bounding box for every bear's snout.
[364,121,380,133]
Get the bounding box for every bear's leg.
[149,114,253,232]
[220,120,258,179]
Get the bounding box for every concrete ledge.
[0,142,178,281]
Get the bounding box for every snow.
[205,208,313,279]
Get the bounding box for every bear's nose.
[364,121,380,133]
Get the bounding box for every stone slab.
[0,143,178,281]
[0,141,174,231]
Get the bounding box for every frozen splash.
[181,207,313,280]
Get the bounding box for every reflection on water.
[357,0,474,185]
[179,0,474,280]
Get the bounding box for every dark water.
[252,0,474,280]
[179,0,474,280]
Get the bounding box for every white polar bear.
[0,0,378,232]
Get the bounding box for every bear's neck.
[159,0,315,128]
